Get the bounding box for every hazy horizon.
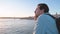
[0,0,60,17]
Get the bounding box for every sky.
[0,0,60,17]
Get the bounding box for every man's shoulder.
[38,14,54,20]
[39,14,49,18]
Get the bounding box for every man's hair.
[38,3,49,13]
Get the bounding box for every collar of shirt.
[37,13,49,19]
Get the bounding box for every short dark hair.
[38,3,49,13]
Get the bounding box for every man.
[34,3,59,34]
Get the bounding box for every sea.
[0,19,35,34]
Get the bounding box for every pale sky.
[0,0,60,17]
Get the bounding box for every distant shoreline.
[0,14,60,19]
[0,17,34,20]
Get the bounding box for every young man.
[34,3,59,34]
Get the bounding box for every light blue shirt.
[35,13,59,34]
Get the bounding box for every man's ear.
[41,9,44,13]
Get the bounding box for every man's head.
[38,3,49,13]
[34,3,49,20]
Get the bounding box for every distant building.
[53,12,60,18]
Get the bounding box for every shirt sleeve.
[35,15,47,34]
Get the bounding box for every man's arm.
[35,15,47,34]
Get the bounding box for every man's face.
[35,6,44,17]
